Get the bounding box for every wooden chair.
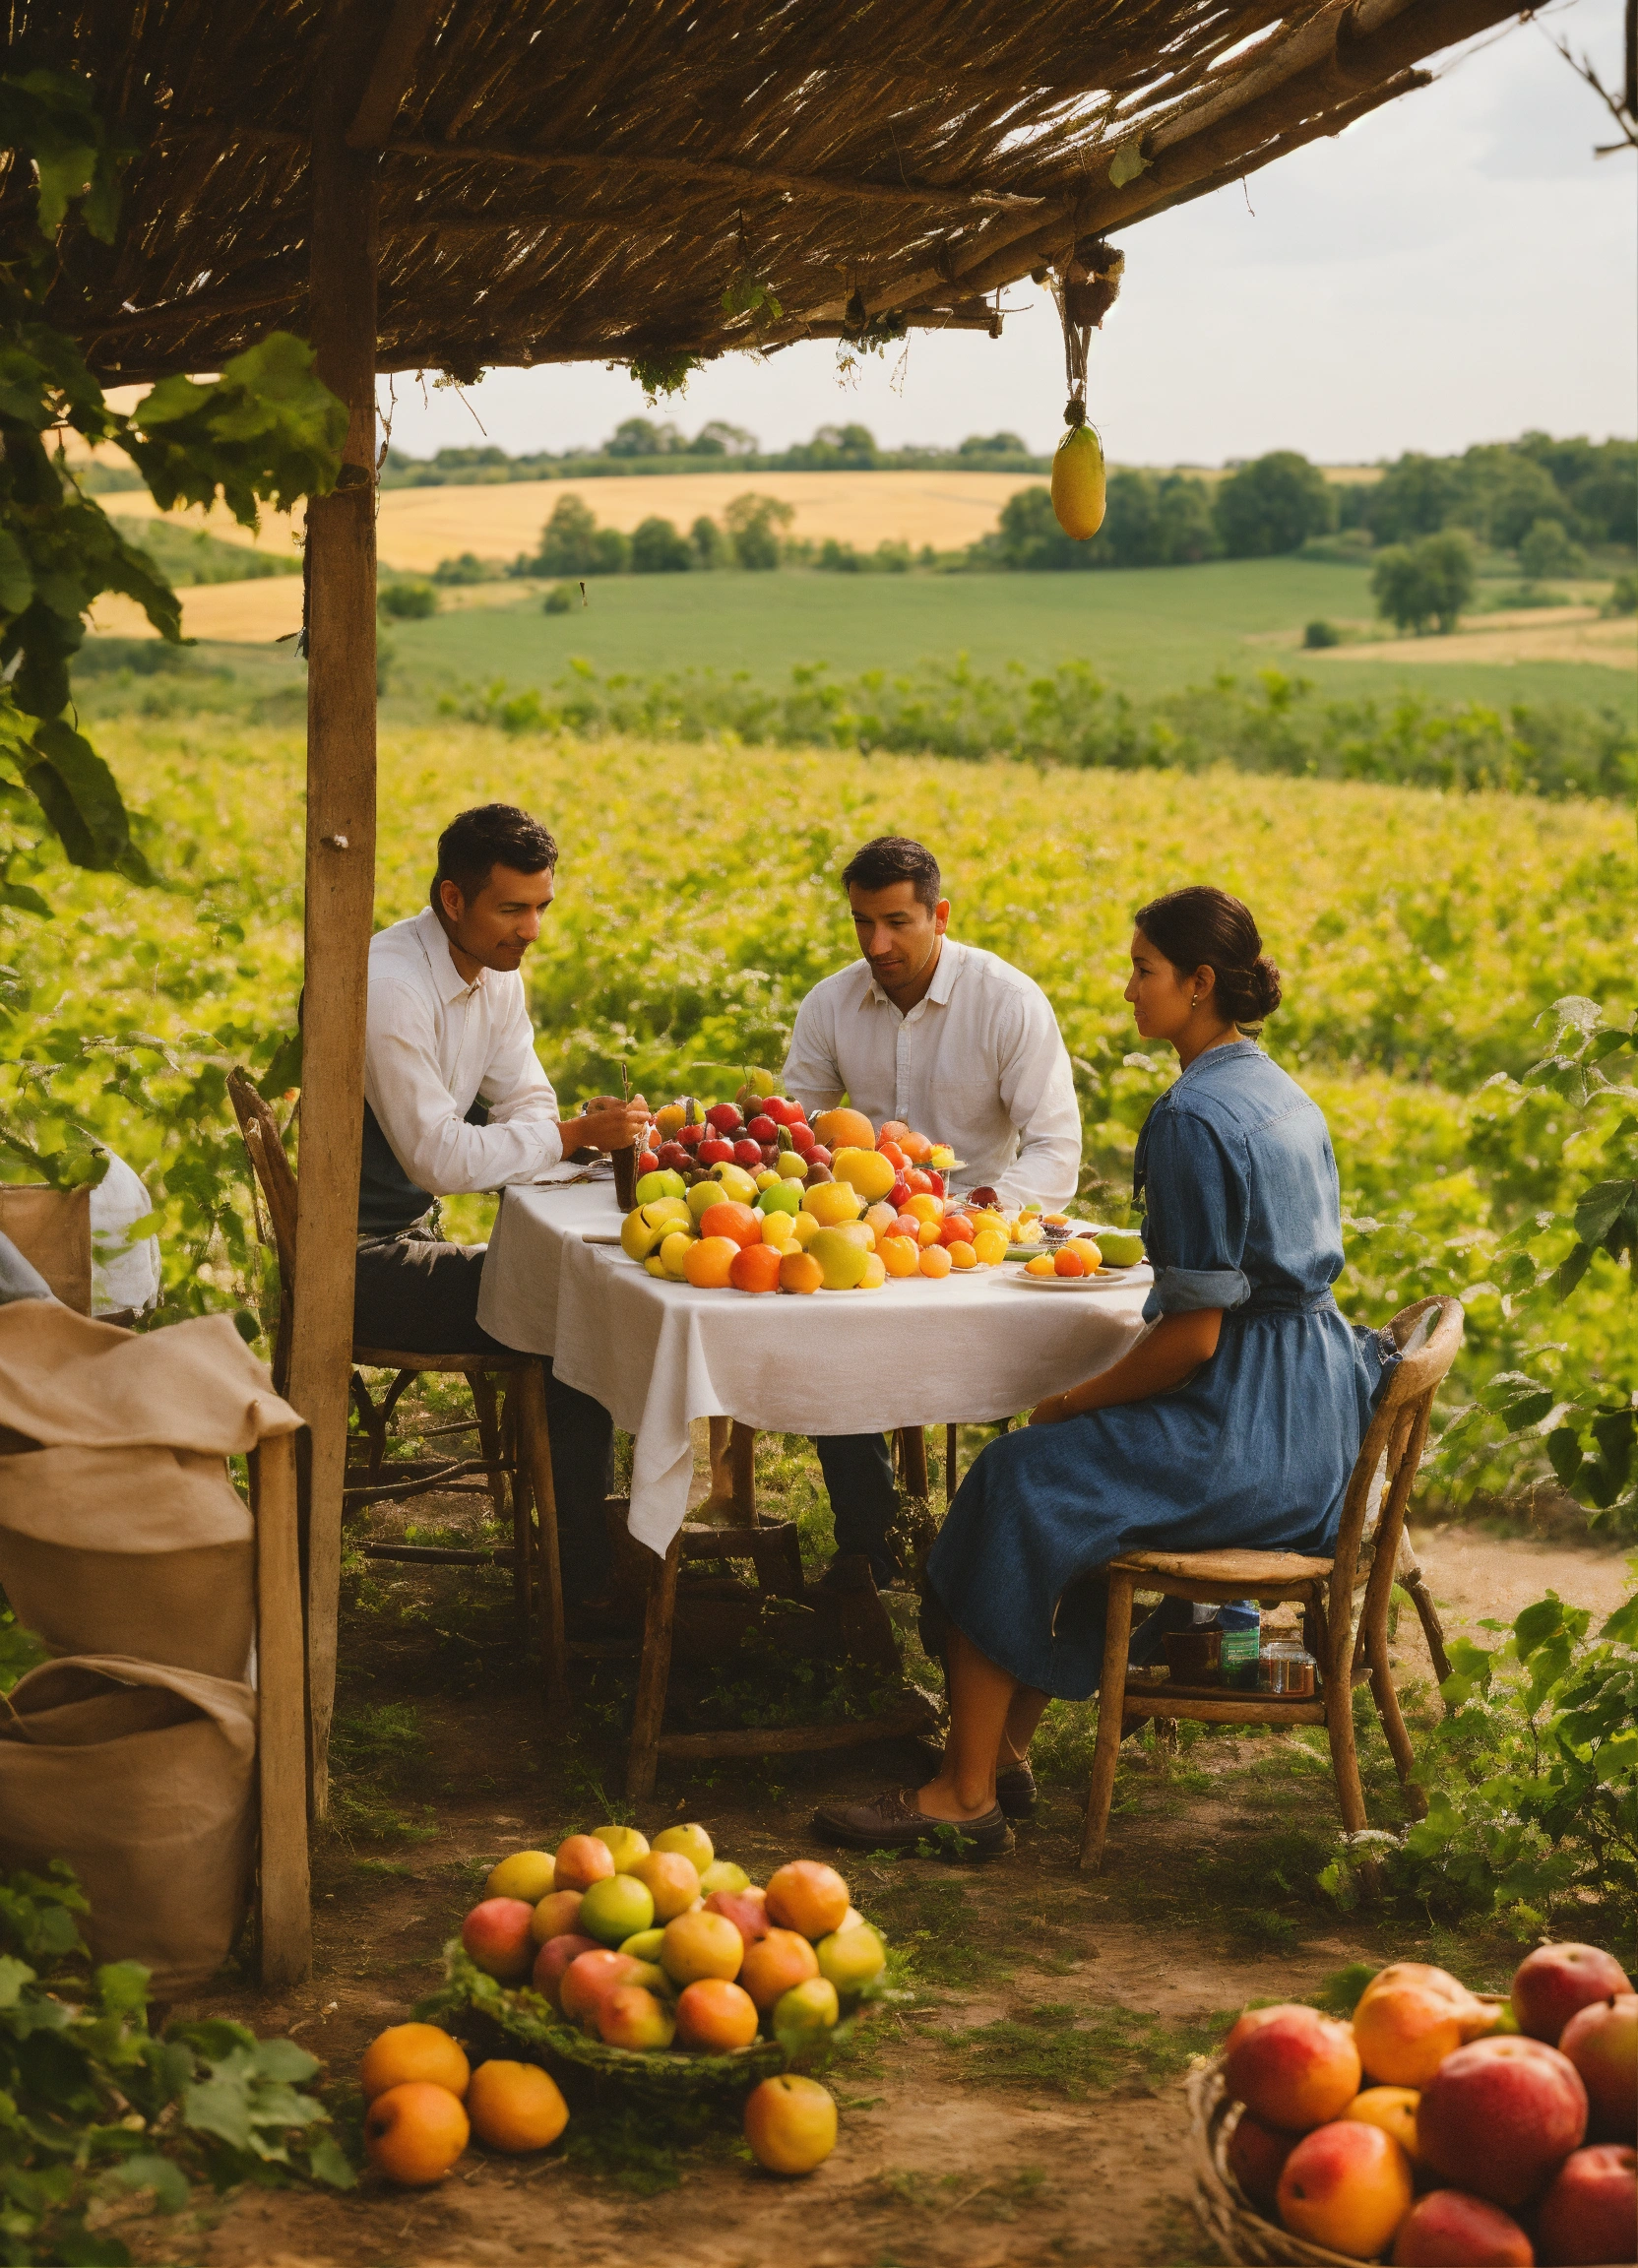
[225,1069,567,1706]
[1080,1295,1465,1871]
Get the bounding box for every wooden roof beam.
[346,0,446,150]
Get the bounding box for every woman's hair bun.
[1133,885,1281,1032]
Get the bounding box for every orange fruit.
[813,1107,875,1151]
[699,1201,761,1249]
[880,1235,919,1278]
[900,1131,933,1164]
[361,2023,471,2104]
[1053,1248,1086,1277]
[729,1242,783,1293]
[684,1236,738,1288]
[675,1978,761,2051]
[779,1250,824,1294]
[766,1860,850,1938]
[948,1240,978,1270]
[1066,1237,1102,1270]
[915,1221,941,1246]
[876,1139,907,1170]
[363,2081,470,2186]
[878,1119,911,1142]
[906,1193,943,1225]
[918,1244,952,1279]
[466,2059,568,2153]
[938,1214,975,1246]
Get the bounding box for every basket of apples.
[418,1820,898,2115]
[622,1095,1053,1294]
[1189,1942,1635,2265]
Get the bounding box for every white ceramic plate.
[1005,1267,1151,1291]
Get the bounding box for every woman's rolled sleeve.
[1146,1264,1250,1321]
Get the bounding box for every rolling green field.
[372,561,1632,719]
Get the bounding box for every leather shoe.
[811,1787,1014,1856]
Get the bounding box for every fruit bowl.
[419,1946,897,2107]
[1191,2054,1386,2267]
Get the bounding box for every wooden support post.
[626,1534,683,1801]
[898,1424,929,1499]
[251,1432,311,1984]
[289,14,380,1816]
[517,1365,566,1717]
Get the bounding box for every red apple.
[746,1115,777,1144]
[1417,2038,1588,2208]
[656,1140,688,1170]
[789,1124,816,1156]
[460,1897,537,1983]
[924,1168,944,1198]
[704,1885,771,1949]
[1535,2144,1636,2267]
[1227,2111,1299,2213]
[732,1139,763,1168]
[1390,2189,1535,2265]
[532,1931,599,2007]
[559,1948,640,2026]
[1513,1945,1633,2045]
[764,1097,801,1125]
[1223,2004,1362,2131]
[705,1103,742,1134]
[1558,1993,1637,2141]
[697,1136,733,1166]
[807,1145,832,1168]
[677,1121,705,1149]
[1276,2120,1415,2259]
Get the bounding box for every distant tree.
[1360,453,1466,543]
[1463,448,1566,550]
[604,416,682,459]
[1371,531,1474,634]
[959,430,1030,458]
[785,423,877,469]
[432,550,493,586]
[1153,474,1222,564]
[690,514,731,569]
[629,515,694,572]
[378,580,438,619]
[534,494,629,575]
[1518,518,1585,584]
[1214,451,1336,556]
[724,492,794,570]
[989,484,1088,570]
[817,537,862,572]
[688,420,758,458]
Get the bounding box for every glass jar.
[1259,1640,1317,1697]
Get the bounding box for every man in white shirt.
[357,802,650,1608]
[783,835,1081,1586]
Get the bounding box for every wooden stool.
[1081,1296,1465,1871]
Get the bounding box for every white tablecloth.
[476,1183,1152,1556]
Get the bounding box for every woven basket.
[1187,2054,1625,2268]
[419,1944,889,2106]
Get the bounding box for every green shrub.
[1518,518,1585,585]
[1371,532,1476,634]
[1302,618,1342,649]
[431,549,500,586]
[630,515,694,573]
[523,494,630,578]
[542,582,576,614]
[378,580,438,621]
[1606,569,1638,616]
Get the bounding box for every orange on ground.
[675,1978,761,2051]
[880,1235,919,1278]
[743,2074,838,2175]
[466,2059,569,2153]
[684,1235,738,1289]
[766,1859,850,1938]
[700,1200,762,1249]
[363,2081,470,2186]
[729,1243,783,1293]
[918,1244,952,1278]
[779,1250,824,1294]
[360,2023,471,2104]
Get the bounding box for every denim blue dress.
[925,1040,1392,1699]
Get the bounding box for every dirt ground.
[130,1510,1631,2268]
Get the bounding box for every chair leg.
[348,1370,390,1487]
[1325,1644,1369,1840]
[1396,1534,1454,1691]
[626,1533,683,1802]
[898,1425,929,1499]
[1364,1610,1426,1816]
[515,1367,566,1718]
[1080,1570,1137,1872]
[471,1369,507,1528]
[498,1381,533,1631]
[946,1422,958,1501]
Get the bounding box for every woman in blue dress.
[816,886,1393,1856]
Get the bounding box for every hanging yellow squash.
[1051,409,1105,540]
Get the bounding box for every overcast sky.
[377,0,1635,468]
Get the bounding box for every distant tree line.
[370,417,1044,487]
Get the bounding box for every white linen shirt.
[781,939,1081,1212]
[364,909,565,1194]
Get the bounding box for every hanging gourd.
[1048,239,1124,540]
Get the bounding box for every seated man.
[355,801,650,1610]
[782,835,1081,1588]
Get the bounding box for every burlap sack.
[0,1655,256,1996]
[0,1444,254,1677]
[0,1302,299,1452]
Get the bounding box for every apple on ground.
[360,2023,471,2104]
[461,1897,537,1983]
[1534,2143,1637,2268]
[1227,2111,1299,2213]
[465,2059,569,2153]
[363,2082,470,2186]
[1416,2037,1588,2207]
[1511,1943,1633,2045]
[1276,2120,1414,2259]
[1389,2189,1534,2266]
[1223,2004,1363,2131]
[1557,1992,1637,2139]
[743,2074,838,2175]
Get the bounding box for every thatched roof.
[29,0,1524,387]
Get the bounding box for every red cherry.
[697,1137,733,1166]
[731,1139,763,1168]
[677,1122,705,1150]
[924,1169,944,1198]
[807,1145,832,1168]
[888,1178,911,1210]
[705,1103,743,1135]
[764,1098,801,1125]
[746,1115,778,1145]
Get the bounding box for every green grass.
[376,561,1631,716]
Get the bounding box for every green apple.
[699,1859,750,1896]
[687,1179,724,1223]
[773,1976,840,2045]
[778,1153,810,1181]
[635,1167,686,1205]
[815,1922,885,1992]
[579,1872,657,1947]
[755,1181,801,1218]
[810,1227,870,1289]
[653,1821,715,1872]
[618,1927,667,1962]
[1097,1228,1145,1267]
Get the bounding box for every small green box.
[1220,1624,1261,1689]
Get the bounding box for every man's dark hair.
[841,836,941,913]
[432,803,558,908]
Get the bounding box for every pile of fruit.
[1218,1941,1635,2264]
[366,1820,893,2184]
[620,1089,1141,1293]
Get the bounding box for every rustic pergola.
[36,0,1526,1985]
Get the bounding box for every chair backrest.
[1329,1295,1465,1633]
[0,1184,93,1312]
[226,1070,298,1395]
